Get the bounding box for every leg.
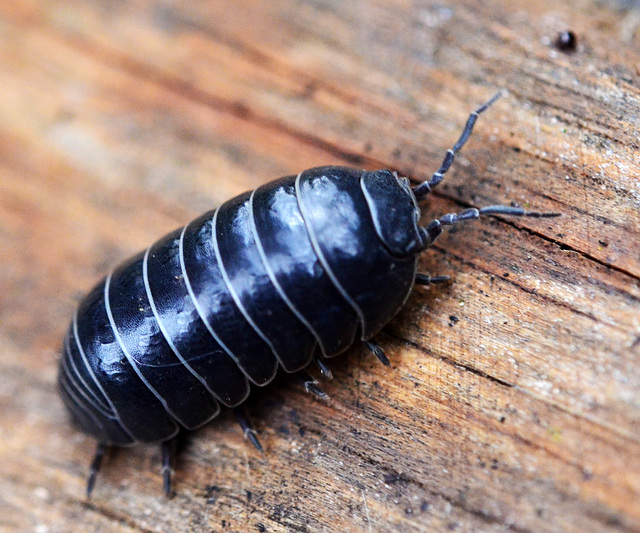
[412,92,502,199]
[86,442,108,498]
[294,370,330,401]
[419,205,560,251]
[414,274,451,286]
[161,439,174,498]
[364,339,390,366]
[234,408,264,452]
[314,354,333,380]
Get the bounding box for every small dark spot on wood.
[299,426,306,437]
[383,471,407,484]
[278,424,290,435]
[405,507,413,515]
[512,146,521,152]
[364,142,373,153]
[246,490,253,502]
[499,416,506,423]
[536,508,545,517]
[503,272,510,278]
[598,240,608,247]
[256,523,267,532]
[268,504,292,523]
[555,30,577,52]
[447,522,460,531]
[491,459,499,469]
[604,514,624,527]
[232,101,250,118]
[301,81,317,99]
[205,485,221,504]
[384,474,399,484]
[420,501,430,512]
[449,315,459,327]
[54,108,76,123]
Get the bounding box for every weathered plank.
[0,1,638,532]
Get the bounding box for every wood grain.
[0,1,639,531]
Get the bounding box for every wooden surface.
[1,1,639,532]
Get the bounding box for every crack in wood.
[76,499,159,533]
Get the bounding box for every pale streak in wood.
[0,0,638,532]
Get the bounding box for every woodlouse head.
[361,169,426,257]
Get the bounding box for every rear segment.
[62,279,179,445]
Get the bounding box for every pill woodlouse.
[57,93,558,497]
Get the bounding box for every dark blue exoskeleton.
[58,93,558,497]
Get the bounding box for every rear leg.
[86,442,108,498]
[364,339,390,366]
[294,370,330,401]
[234,407,264,452]
[161,439,175,498]
[414,274,450,286]
[313,354,333,380]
